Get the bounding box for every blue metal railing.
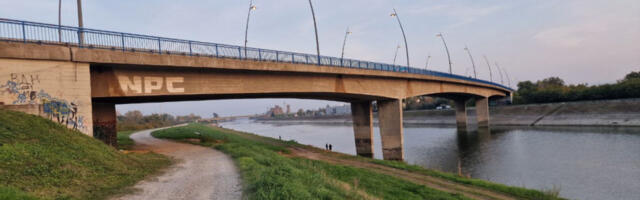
[0,18,512,91]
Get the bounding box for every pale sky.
[2,0,638,116]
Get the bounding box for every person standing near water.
[325,143,328,150]
[329,144,332,151]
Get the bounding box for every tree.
[623,71,640,82]
[212,113,219,118]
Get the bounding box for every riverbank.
[257,98,640,127]
[152,123,562,200]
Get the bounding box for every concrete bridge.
[0,19,512,160]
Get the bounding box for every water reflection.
[222,119,640,200]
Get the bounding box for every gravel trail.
[112,128,242,200]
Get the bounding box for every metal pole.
[503,67,511,87]
[483,55,493,82]
[464,45,477,78]
[393,45,400,65]
[76,0,84,45]
[436,32,452,74]
[391,8,410,67]
[58,0,62,42]
[244,0,255,58]
[340,27,350,60]
[308,0,321,65]
[425,53,431,70]
[495,61,504,84]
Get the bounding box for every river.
[220,118,640,200]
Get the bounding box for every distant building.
[266,105,284,117]
[326,104,351,115]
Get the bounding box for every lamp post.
[58,0,62,42]
[483,55,493,82]
[308,0,321,65]
[436,32,452,74]
[243,0,257,58]
[502,67,511,87]
[77,0,83,45]
[393,45,401,65]
[340,27,351,60]
[495,61,504,85]
[390,8,409,67]
[425,53,431,70]
[463,45,477,78]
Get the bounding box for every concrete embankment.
[258,98,640,127]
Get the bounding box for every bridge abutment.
[377,99,404,161]
[476,97,490,127]
[92,102,117,147]
[350,101,374,158]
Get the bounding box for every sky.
[2,0,638,117]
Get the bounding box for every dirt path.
[112,128,242,200]
[289,147,516,200]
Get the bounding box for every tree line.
[513,71,640,104]
[117,110,202,131]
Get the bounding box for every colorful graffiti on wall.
[1,73,86,131]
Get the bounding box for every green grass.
[0,109,172,200]
[153,124,474,200]
[117,130,136,150]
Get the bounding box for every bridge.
[0,19,512,160]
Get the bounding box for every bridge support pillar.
[454,99,468,130]
[350,101,374,158]
[92,102,117,147]
[475,97,490,127]
[377,99,404,161]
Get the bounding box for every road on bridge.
[111,127,242,200]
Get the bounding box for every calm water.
[220,118,640,200]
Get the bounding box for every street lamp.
[495,61,505,85]
[502,66,512,87]
[77,0,83,45]
[308,0,321,65]
[463,45,477,79]
[58,0,62,42]
[393,44,401,65]
[390,8,410,67]
[340,27,351,60]
[436,32,452,74]
[425,53,431,70]
[483,55,493,82]
[244,0,257,58]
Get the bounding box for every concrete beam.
[476,97,490,127]
[350,101,374,158]
[92,102,117,147]
[454,99,468,130]
[377,99,404,161]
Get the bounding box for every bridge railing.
[0,18,512,91]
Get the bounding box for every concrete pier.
[350,101,374,158]
[377,99,404,161]
[92,103,117,146]
[476,97,490,127]
[454,99,468,130]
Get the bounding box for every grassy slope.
[153,124,470,200]
[116,130,135,150]
[0,109,172,200]
[154,123,563,200]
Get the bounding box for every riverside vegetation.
[0,109,172,200]
[152,123,563,200]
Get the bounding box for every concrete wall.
[0,58,93,135]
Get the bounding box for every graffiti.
[1,73,86,131]
[0,73,40,104]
